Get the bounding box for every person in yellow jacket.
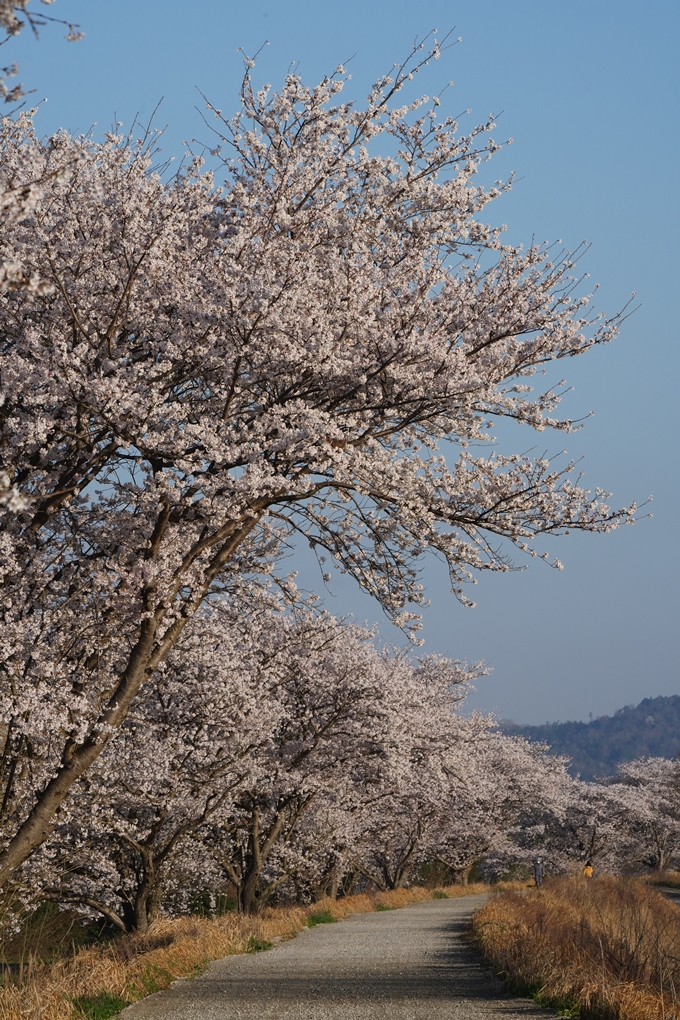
[582,861,593,878]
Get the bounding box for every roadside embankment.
[0,883,492,1020]
[472,875,680,1019]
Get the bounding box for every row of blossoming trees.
[487,755,680,881]
[14,601,680,933]
[1,37,661,931]
[13,605,563,930]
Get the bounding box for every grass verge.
[644,869,680,891]
[306,908,337,927]
[472,875,680,1020]
[71,993,129,1020]
[0,883,489,1019]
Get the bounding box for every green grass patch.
[432,890,449,899]
[504,976,581,1017]
[375,903,396,911]
[535,993,580,1017]
[307,909,337,927]
[246,936,273,952]
[134,962,176,995]
[71,992,129,1019]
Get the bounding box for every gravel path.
[122,894,555,1019]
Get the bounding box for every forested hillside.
[501,696,680,780]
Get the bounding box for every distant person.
[533,858,545,888]
[582,861,593,878]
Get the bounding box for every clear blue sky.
[9,0,679,724]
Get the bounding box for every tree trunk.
[339,871,359,897]
[240,868,261,914]
[132,875,163,933]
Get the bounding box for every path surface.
[122,894,555,1019]
[660,886,680,909]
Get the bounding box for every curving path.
[122,894,556,1019]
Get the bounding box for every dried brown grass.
[645,871,680,890]
[473,875,680,1019]
[0,883,488,1019]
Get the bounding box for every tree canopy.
[0,42,636,883]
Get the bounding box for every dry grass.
[473,875,680,1019]
[645,871,680,891]
[0,883,488,1019]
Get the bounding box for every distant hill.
[500,695,680,781]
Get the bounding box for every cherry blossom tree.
[349,707,479,891]
[608,758,680,872]
[492,777,637,877]
[0,40,637,884]
[424,730,571,883]
[354,719,569,889]
[30,628,263,932]
[550,782,646,873]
